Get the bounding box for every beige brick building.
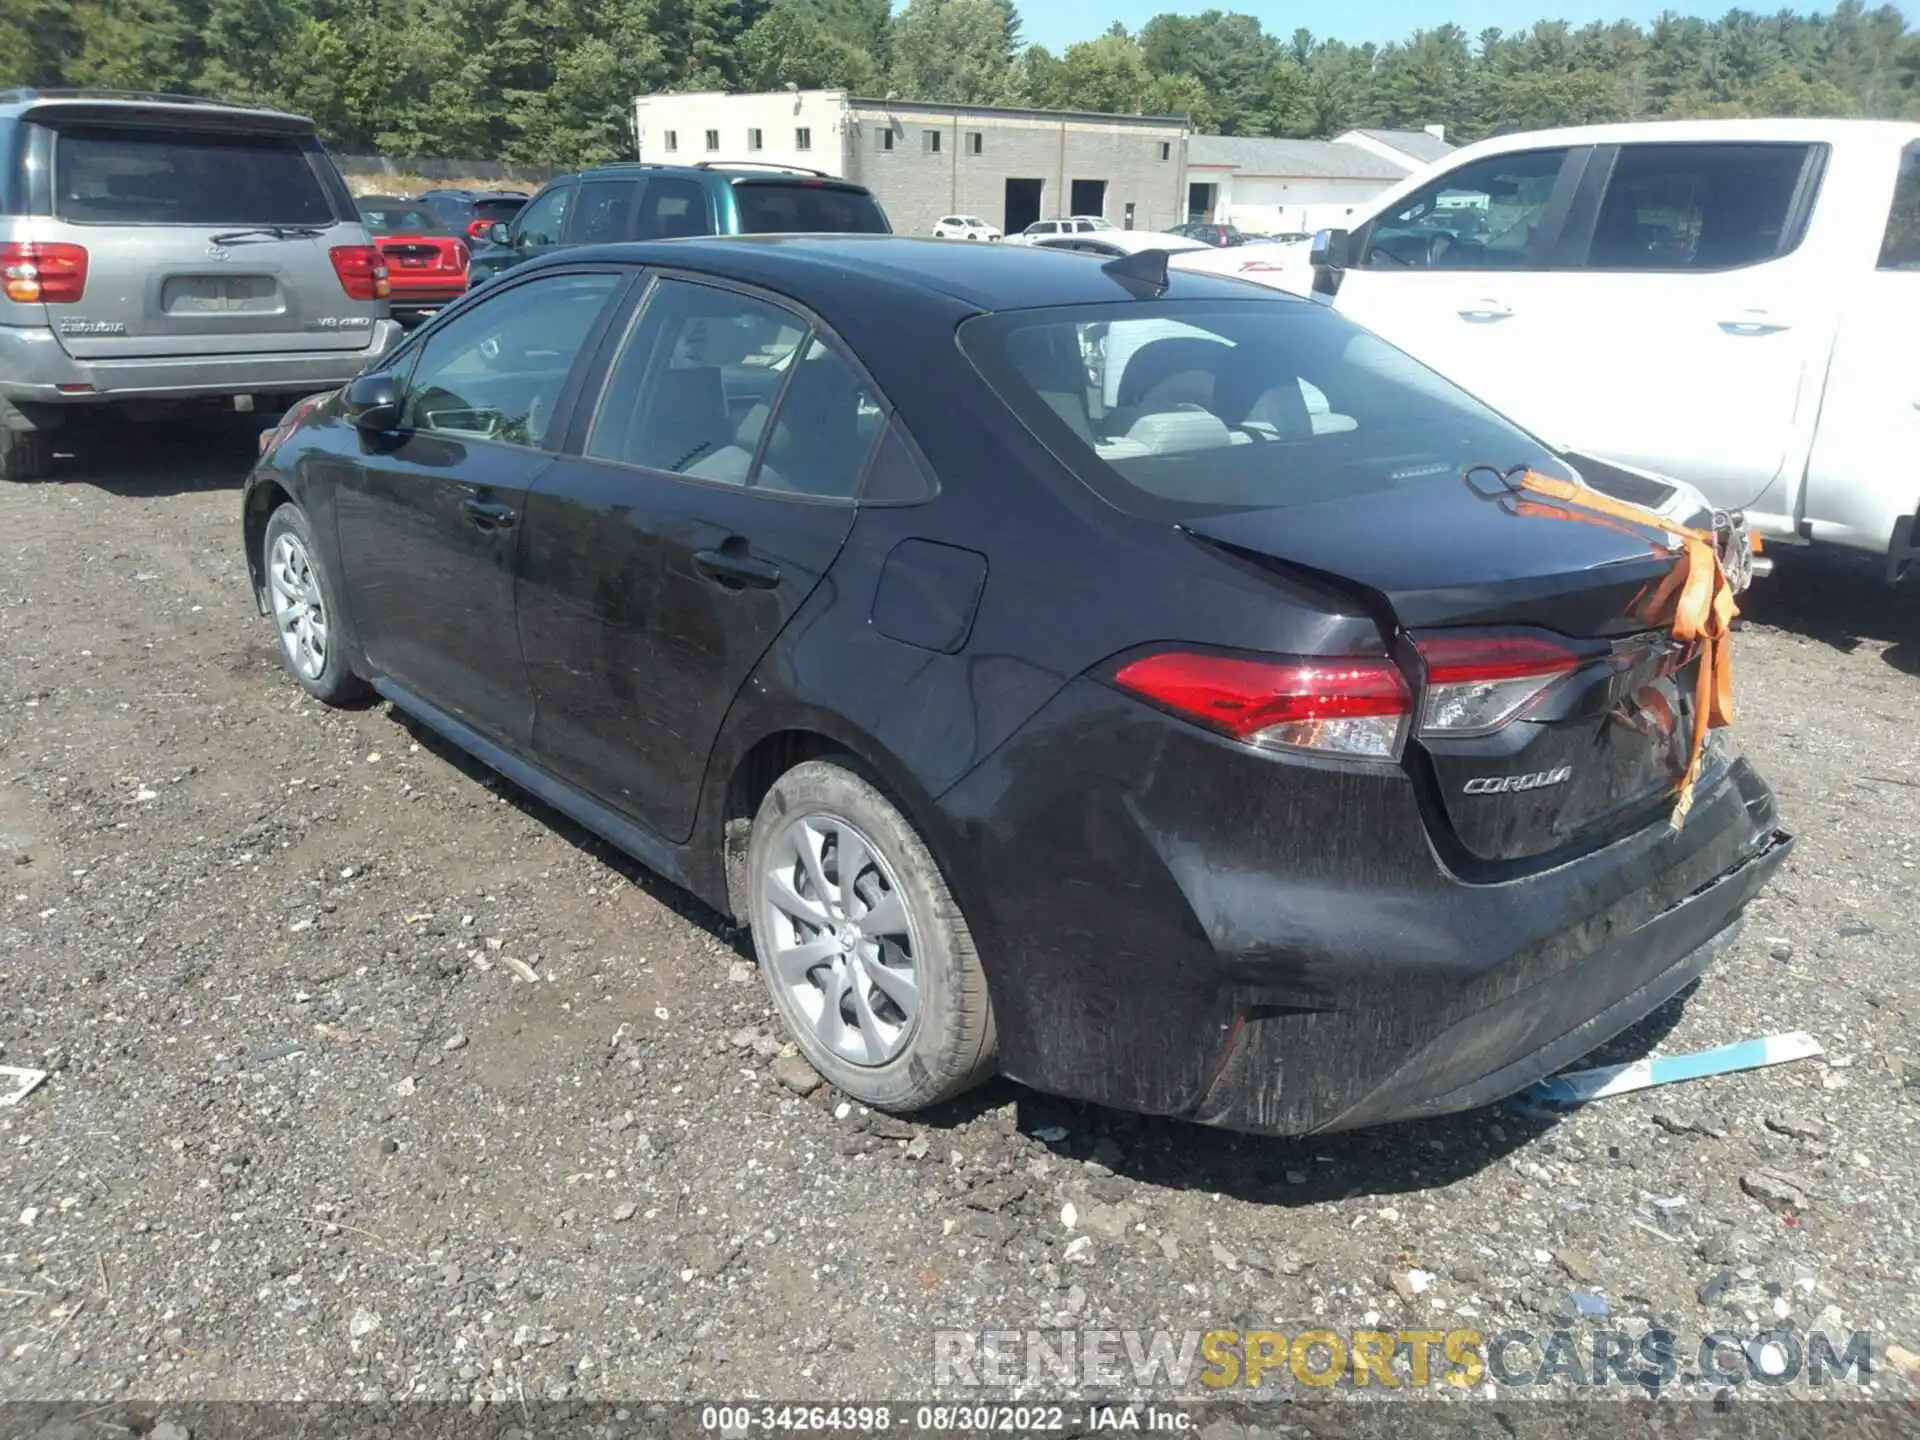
[633,90,1191,237]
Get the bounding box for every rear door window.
[53,126,335,226]
[733,182,890,235]
[1363,148,1574,270]
[586,278,881,496]
[1584,143,1818,270]
[1880,142,1920,271]
[635,177,712,239]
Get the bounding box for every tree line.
[1,0,1914,168]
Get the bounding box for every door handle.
[462,497,517,530]
[1458,300,1512,322]
[694,546,781,590]
[1718,312,1791,335]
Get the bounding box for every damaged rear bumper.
[939,676,1795,1138]
[1191,828,1793,1135]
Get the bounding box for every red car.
[355,196,469,322]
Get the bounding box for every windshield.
[960,300,1555,519]
[54,126,336,226]
[733,183,890,234]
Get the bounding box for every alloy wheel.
[760,811,921,1066]
[268,531,329,680]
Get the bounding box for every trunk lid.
[49,225,379,358]
[1184,471,1712,865]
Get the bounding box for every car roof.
[570,161,877,193]
[522,234,1297,313]
[1455,116,1920,159]
[0,87,314,132]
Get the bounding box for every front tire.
[262,502,369,706]
[748,760,995,1111]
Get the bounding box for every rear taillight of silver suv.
[1,243,88,303]
[329,245,390,302]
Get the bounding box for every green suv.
[467,161,891,287]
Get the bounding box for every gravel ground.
[0,425,1916,1412]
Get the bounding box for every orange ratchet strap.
[1510,470,1740,831]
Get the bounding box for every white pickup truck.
[1176,119,1920,580]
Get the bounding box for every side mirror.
[489,222,511,246]
[343,371,401,433]
[1310,228,1351,269]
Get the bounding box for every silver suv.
[0,89,403,479]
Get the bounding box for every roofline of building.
[847,96,1189,128]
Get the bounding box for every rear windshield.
[734,182,890,235]
[961,300,1554,519]
[54,127,336,226]
[358,201,443,234]
[470,196,527,222]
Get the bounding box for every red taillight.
[452,240,470,272]
[1113,651,1411,759]
[1415,632,1583,737]
[466,219,492,240]
[329,244,389,301]
[1,242,88,303]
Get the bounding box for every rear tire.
[0,426,52,482]
[262,502,370,706]
[748,760,996,1111]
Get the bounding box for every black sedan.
[243,236,1790,1135]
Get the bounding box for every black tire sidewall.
[262,502,361,705]
[747,760,986,1110]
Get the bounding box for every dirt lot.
[0,426,1917,1412]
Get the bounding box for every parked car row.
[0,90,897,481]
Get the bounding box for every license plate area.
[162,274,279,314]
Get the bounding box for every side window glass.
[1880,142,1920,271]
[862,418,937,503]
[636,177,712,239]
[514,185,570,247]
[1587,143,1813,270]
[586,279,808,481]
[571,181,634,244]
[399,272,620,447]
[755,337,882,499]
[1365,148,1571,271]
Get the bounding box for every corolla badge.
[206,244,231,262]
[1463,766,1573,795]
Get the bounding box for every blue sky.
[1009,0,1916,50]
